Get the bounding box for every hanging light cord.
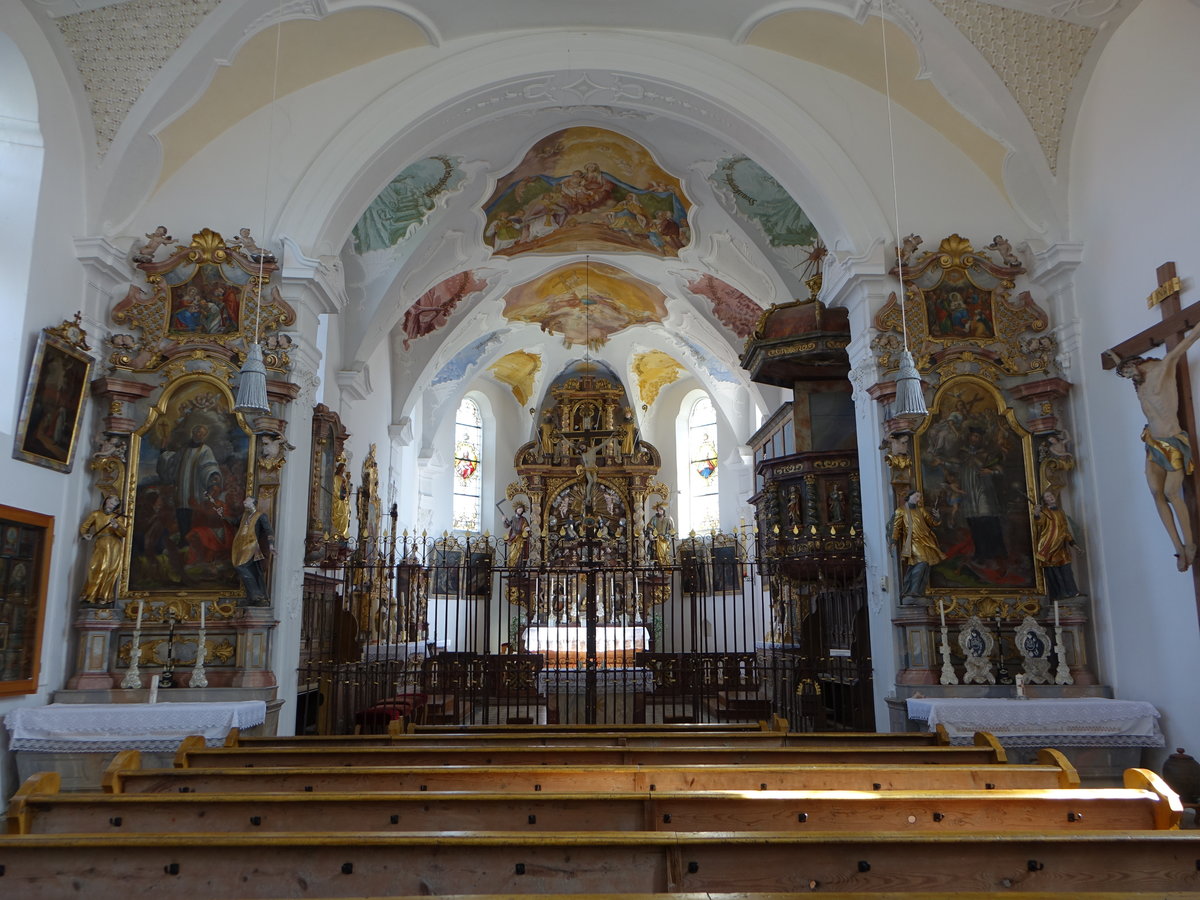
[879,0,910,352]
[252,0,285,346]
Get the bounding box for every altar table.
[523,625,647,668]
[905,697,1163,749]
[5,700,267,752]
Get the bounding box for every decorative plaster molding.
[389,418,414,446]
[337,365,371,403]
[280,235,347,314]
[56,0,221,155]
[929,0,1097,172]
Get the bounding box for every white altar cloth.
[524,626,647,653]
[5,701,267,752]
[906,697,1163,748]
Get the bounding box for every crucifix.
[1102,262,1200,617]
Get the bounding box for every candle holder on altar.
[120,599,145,690]
[1054,624,1074,685]
[190,603,208,689]
[159,610,177,689]
[938,624,958,685]
[936,602,957,685]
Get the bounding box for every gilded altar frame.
[912,374,1043,598]
[121,372,258,601]
[306,404,350,565]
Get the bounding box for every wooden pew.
[176,730,1000,769]
[104,748,1081,794]
[8,768,1178,836]
[1,828,1199,897]
[226,722,953,748]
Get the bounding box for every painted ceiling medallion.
[483,127,692,258]
[502,262,669,350]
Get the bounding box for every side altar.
[59,228,299,711]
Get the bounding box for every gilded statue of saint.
[891,490,945,598]
[330,455,351,541]
[79,495,127,606]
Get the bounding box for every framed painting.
[0,505,53,695]
[913,375,1041,594]
[431,544,463,596]
[124,373,256,598]
[12,316,93,473]
[305,404,349,564]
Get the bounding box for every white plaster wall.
[338,339,395,516]
[1067,0,1200,763]
[0,5,96,810]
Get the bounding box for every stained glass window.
[452,397,482,531]
[687,396,720,533]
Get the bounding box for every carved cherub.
[987,234,1023,268]
[259,432,295,467]
[1045,429,1073,460]
[93,433,126,461]
[263,333,292,352]
[230,228,276,263]
[896,234,923,267]
[133,226,173,262]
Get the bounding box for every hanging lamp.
[879,0,927,422]
[234,3,285,415]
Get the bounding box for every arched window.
[685,395,720,534]
[452,397,482,531]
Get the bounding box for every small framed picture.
[12,316,93,473]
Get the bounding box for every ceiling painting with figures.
[483,127,692,257]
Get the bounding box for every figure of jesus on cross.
[1105,262,1200,573]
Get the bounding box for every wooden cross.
[1101,262,1200,619]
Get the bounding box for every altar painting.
[126,376,254,596]
[165,263,252,337]
[914,376,1039,593]
[502,262,668,349]
[483,127,691,257]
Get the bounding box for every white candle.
[135,599,144,629]
[199,600,205,629]
[938,600,946,628]
[1053,600,1060,628]
[149,674,160,704]
[1015,674,1025,697]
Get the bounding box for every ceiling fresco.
[502,261,669,350]
[353,156,464,255]
[710,156,820,249]
[489,351,542,407]
[482,127,692,258]
[632,350,685,408]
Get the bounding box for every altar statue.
[232,496,274,606]
[79,495,127,606]
[891,490,945,599]
[648,502,676,567]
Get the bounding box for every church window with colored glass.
[687,395,720,533]
[452,397,482,531]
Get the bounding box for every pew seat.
[1,829,1199,897]
[103,749,1081,794]
[7,768,1178,835]
[173,734,1004,769]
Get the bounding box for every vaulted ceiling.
[28,0,1141,434]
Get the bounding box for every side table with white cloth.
[906,697,1164,781]
[4,700,268,791]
